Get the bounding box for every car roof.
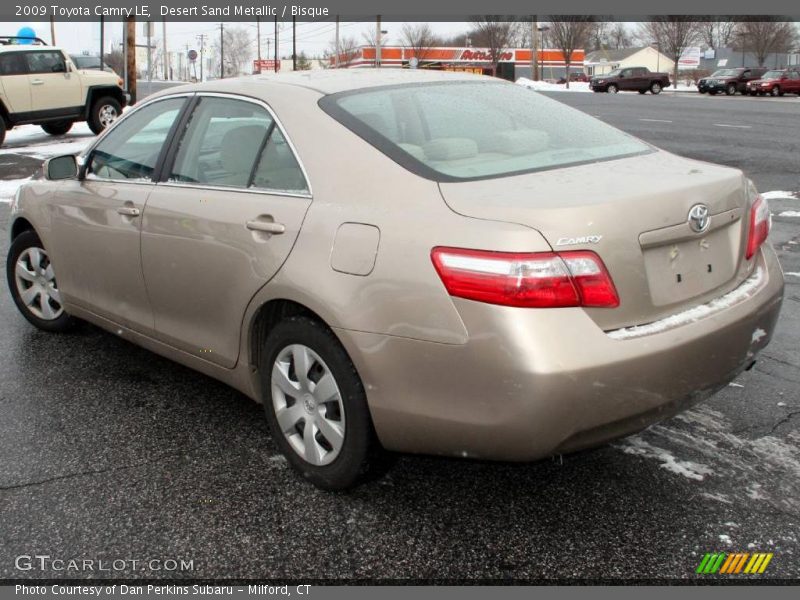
[0,45,62,53]
[174,69,494,97]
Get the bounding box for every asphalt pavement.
[0,90,798,581]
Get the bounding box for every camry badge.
[688,204,710,233]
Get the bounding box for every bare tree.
[468,17,519,76]
[638,18,702,88]
[697,19,742,49]
[211,25,253,77]
[400,23,440,65]
[735,20,797,66]
[547,17,593,88]
[588,22,631,51]
[608,22,632,49]
[323,35,360,68]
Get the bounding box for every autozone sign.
[459,49,514,62]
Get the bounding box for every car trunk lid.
[438,151,755,331]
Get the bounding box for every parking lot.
[0,89,798,581]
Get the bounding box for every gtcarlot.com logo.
[696,552,774,575]
[15,555,195,573]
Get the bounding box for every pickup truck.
[590,67,671,94]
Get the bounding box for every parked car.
[6,70,783,490]
[698,67,767,95]
[557,72,589,84]
[590,67,671,94]
[0,38,128,145]
[746,69,800,96]
[69,54,116,74]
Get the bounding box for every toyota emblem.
[688,204,710,233]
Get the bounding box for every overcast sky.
[1,20,471,58]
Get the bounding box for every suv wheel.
[650,82,662,94]
[607,84,618,94]
[88,96,121,135]
[260,316,384,490]
[41,121,73,136]
[0,118,6,146]
[771,86,781,97]
[726,83,737,96]
[6,231,74,332]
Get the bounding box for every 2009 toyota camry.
[5,70,784,489]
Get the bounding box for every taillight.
[430,247,619,308]
[746,194,770,260]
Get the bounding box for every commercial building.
[584,46,675,77]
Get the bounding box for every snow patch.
[784,272,800,278]
[0,177,31,203]
[608,268,764,340]
[516,78,592,93]
[719,534,732,545]
[777,211,800,217]
[620,437,713,481]
[751,328,767,344]
[728,382,744,388]
[701,492,733,504]
[761,190,798,201]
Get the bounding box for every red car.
[746,69,800,96]
[557,72,589,84]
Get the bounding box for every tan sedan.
[5,70,784,489]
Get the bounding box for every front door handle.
[246,220,285,234]
[31,79,44,85]
[117,206,140,217]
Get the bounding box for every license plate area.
[642,224,739,306]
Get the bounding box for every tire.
[41,120,73,136]
[260,315,384,490]
[638,89,647,94]
[650,82,662,94]
[87,96,121,135]
[726,84,737,96]
[607,84,618,94]
[6,230,75,333]
[0,118,6,147]
[771,86,780,97]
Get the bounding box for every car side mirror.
[52,63,66,73]
[43,155,78,180]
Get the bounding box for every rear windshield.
[319,81,650,182]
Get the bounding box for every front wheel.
[261,316,384,490]
[607,84,618,94]
[0,118,6,146]
[771,86,781,97]
[650,82,662,94]
[6,231,75,332]
[41,120,73,136]
[87,96,121,135]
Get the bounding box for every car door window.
[169,97,274,188]
[251,127,309,193]
[25,51,66,74]
[0,53,28,75]
[87,97,185,181]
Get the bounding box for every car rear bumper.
[335,246,784,461]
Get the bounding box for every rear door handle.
[117,206,140,217]
[31,79,44,85]
[246,220,285,234]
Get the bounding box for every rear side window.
[320,81,650,182]
[0,53,28,76]
[88,97,184,180]
[169,96,308,193]
[25,51,66,74]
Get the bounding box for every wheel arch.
[84,86,126,118]
[10,216,36,241]
[0,99,11,129]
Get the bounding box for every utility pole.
[266,39,271,67]
[530,17,539,81]
[99,15,104,67]
[376,15,382,68]
[256,17,261,72]
[219,23,224,78]
[292,16,296,71]
[125,16,136,104]
[196,34,206,81]
[162,20,168,80]
[146,20,152,95]
[50,15,56,45]
[274,15,278,72]
[335,15,340,68]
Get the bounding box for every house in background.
[584,46,674,76]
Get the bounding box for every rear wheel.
[0,119,6,146]
[650,82,662,94]
[41,120,73,136]
[87,96,121,134]
[6,231,75,332]
[726,83,737,96]
[607,84,618,94]
[261,316,384,490]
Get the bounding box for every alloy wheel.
[271,344,346,466]
[98,104,119,128]
[14,247,63,321]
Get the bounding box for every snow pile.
[0,178,32,203]
[762,190,799,201]
[516,78,592,93]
